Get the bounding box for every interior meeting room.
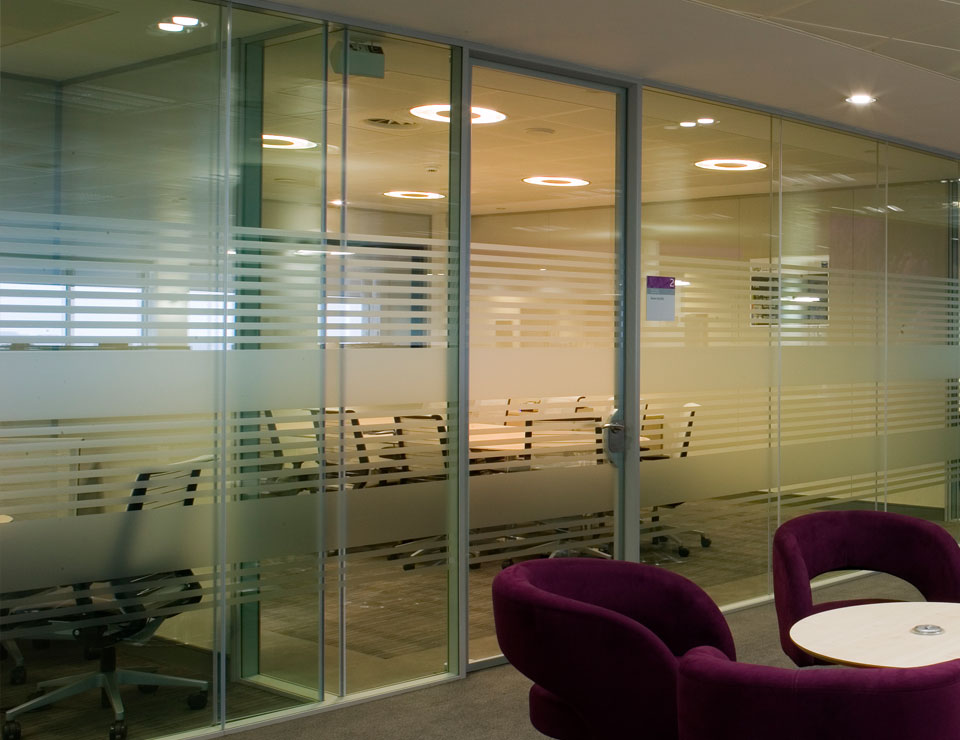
[1,0,960,739]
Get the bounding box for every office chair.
[492,558,735,740]
[254,410,320,497]
[772,509,960,667]
[1,458,212,740]
[678,646,960,740]
[604,404,711,561]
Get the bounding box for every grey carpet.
[230,571,921,740]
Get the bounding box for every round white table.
[790,601,960,668]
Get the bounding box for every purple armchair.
[773,510,960,666]
[678,646,960,740]
[491,558,735,740]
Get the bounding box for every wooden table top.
[790,601,960,668]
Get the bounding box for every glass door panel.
[639,90,776,605]
[223,17,460,713]
[468,65,623,661]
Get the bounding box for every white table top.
[790,601,960,668]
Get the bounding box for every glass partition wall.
[1,2,959,738]
[0,3,460,739]
[641,89,960,605]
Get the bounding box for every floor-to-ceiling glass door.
[465,62,625,662]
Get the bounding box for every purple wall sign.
[646,275,676,321]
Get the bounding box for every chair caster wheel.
[2,720,22,740]
[678,546,691,557]
[137,684,159,694]
[700,536,712,548]
[10,664,26,685]
[187,691,208,710]
[501,559,514,570]
[109,720,127,740]
[401,563,415,571]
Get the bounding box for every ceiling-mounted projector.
[330,40,385,78]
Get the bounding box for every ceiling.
[291,0,960,159]
[694,0,960,82]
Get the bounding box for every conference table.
[790,602,960,668]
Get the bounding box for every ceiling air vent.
[362,117,419,132]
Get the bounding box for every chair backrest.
[393,414,448,462]
[772,510,960,665]
[112,457,210,641]
[678,646,960,740]
[492,558,735,740]
[128,456,209,511]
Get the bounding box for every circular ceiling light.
[262,134,318,150]
[383,191,445,199]
[679,121,697,128]
[171,15,200,26]
[845,94,876,105]
[522,176,590,187]
[697,117,715,124]
[695,158,767,171]
[409,104,507,124]
[157,21,185,32]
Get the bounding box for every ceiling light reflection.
[522,176,590,187]
[409,104,506,124]
[262,134,318,149]
[695,159,767,171]
[383,191,445,199]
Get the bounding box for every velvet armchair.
[772,509,960,666]
[492,558,735,740]
[678,645,960,740]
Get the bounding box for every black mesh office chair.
[604,404,711,561]
[1,458,211,740]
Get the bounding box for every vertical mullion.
[620,82,642,563]
[316,21,330,701]
[337,25,350,700]
[216,3,233,731]
[451,47,471,678]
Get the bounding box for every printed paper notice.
[646,276,676,321]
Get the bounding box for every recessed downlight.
[845,94,876,105]
[329,199,344,206]
[695,158,767,171]
[171,15,200,26]
[679,121,697,128]
[522,176,590,187]
[262,134,318,150]
[697,117,715,125]
[383,191,445,199]
[409,104,506,124]
[157,21,185,32]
